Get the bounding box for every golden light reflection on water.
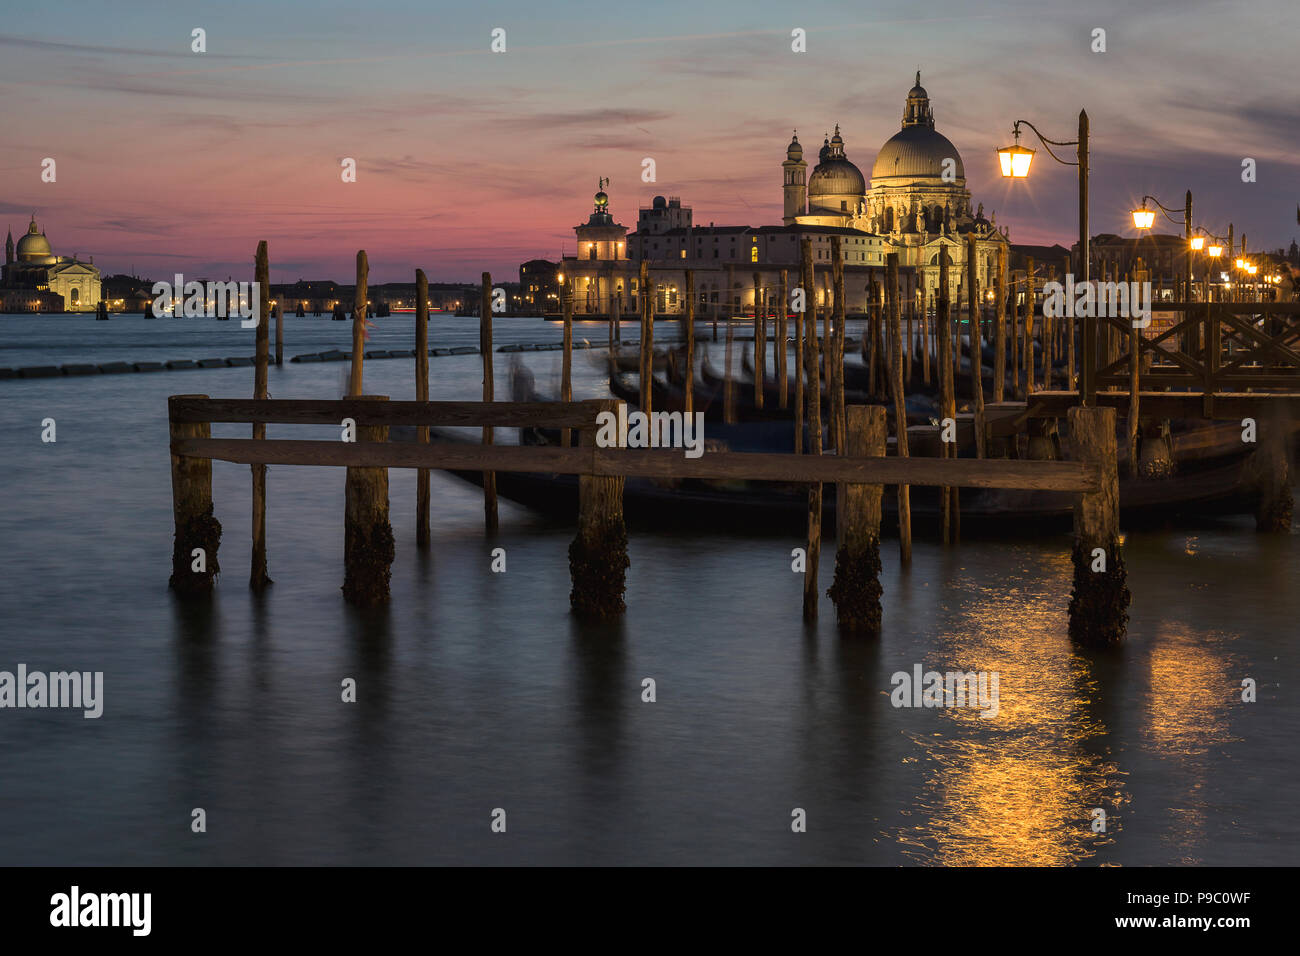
[892,557,1128,866]
[1142,623,1238,863]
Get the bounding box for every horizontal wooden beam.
[1031,390,1300,420]
[168,396,605,429]
[172,437,1099,491]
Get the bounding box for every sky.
[1,0,1296,283]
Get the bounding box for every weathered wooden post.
[887,253,912,565]
[349,250,368,397]
[1043,264,1056,391]
[169,394,221,596]
[778,269,789,408]
[995,245,1007,404]
[416,269,431,548]
[251,241,272,591]
[1068,405,1129,645]
[561,277,574,448]
[480,272,498,532]
[938,248,957,544]
[343,395,394,606]
[753,272,765,410]
[794,271,805,454]
[1128,323,1140,478]
[570,399,629,620]
[638,260,651,413]
[1250,418,1294,532]
[967,234,986,458]
[802,238,823,621]
[684,270,696,416]
[832,238,847,453]
[611,281,621,346]
[827,404,886,634]
[723,271,736,424]
[922,280,931,385]
[1025,257,1036,398]
[275,284,284,366]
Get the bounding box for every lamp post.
[1131,192,1193,300]
[998,110,1091,401]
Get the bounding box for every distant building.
[519,259,560,311]
[555,75,1009,317]
[2,216,102,311]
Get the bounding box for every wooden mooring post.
[753,272,765,410]
[777,269,789,409]
[827,405,886,634]
[638,260,651,414]
[480,272,498,532]
[938,248,957,544]
[343,395,394,606]
[967,233,986,458]
[349,251,368,397]
[994,245,1007,404]
[415,269,431,548]
[561,278,573,448]
[794,274,805,453]
[169,394,221,596]
[570,399,629,620]
[684,270,696,417]
[1067,405,1129,646]
[251,241,272,590]
[801,238,823,621]
[887,253,912,565]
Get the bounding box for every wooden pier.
[164,241,1300,647]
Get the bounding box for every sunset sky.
[2,0,1295,283]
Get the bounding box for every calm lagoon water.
[0,312,1296,865]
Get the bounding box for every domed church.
[787,74,1008,290]
[2,216,103,312]
[557,74,1008,318]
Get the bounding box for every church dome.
[16,218,53,262]
[808,124,866,198]
[786,132,803,161]
[871,125,964,183]
[870,74,964,184]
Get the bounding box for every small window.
[680,249,686,259]
[750,247,758,262]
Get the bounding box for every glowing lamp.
[1207,245,1223,258]
[997,143,1034,178]
[1235,258,1245,269]
[1132,206,1156,229]
[1190,235,1205,251]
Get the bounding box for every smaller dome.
[786,131,802,161]
[15,218,52,262]
[652,195,667,209]
[818,135,831,163]
[908,70,927,99]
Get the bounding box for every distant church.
[559,74,1010,317]
[2,216,102,312]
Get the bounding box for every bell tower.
[782,131,808,225]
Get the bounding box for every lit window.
[750,247,758,262]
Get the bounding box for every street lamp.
[1131,193,1194,301]
[998,111,1091,400]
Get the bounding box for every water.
[1,312,1296,865]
